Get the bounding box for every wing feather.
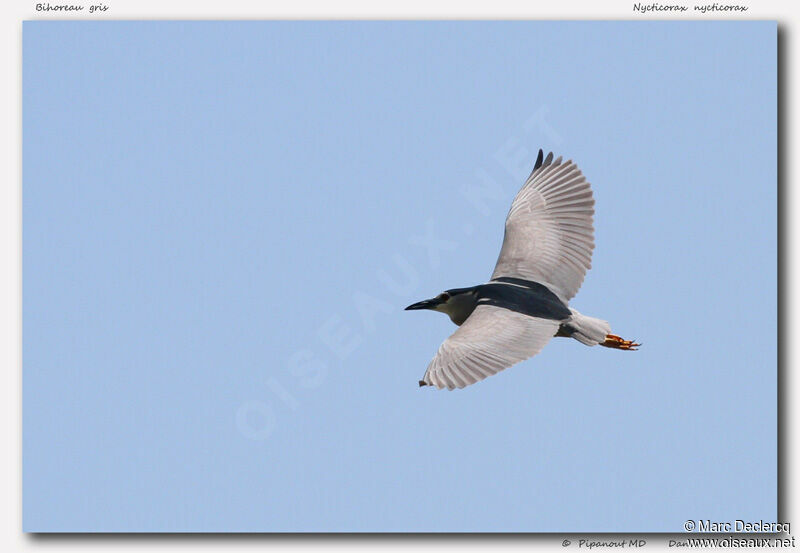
[421,305,558,390]
[491,153,595,302]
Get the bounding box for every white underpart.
[565,308,611,346]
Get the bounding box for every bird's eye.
[437,293,450,302]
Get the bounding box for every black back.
[474,278,571,321]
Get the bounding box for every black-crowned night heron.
[406,150,638,390]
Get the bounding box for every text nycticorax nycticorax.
[406,149,638,390]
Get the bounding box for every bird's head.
[404,291,452,313]
[405,287,478,325]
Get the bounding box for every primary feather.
[491,155,595,303]
[422,305,558,390]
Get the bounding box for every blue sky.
[23,21,776,531]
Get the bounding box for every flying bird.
[405,149,638,390]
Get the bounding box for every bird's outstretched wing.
[421,305,559,390]
[491,151,595,303]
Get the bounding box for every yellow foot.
[601,334,641,351]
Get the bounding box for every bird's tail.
[560,309,639,350]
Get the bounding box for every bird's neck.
[437,288,479,326]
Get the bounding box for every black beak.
[405,298,439,311]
